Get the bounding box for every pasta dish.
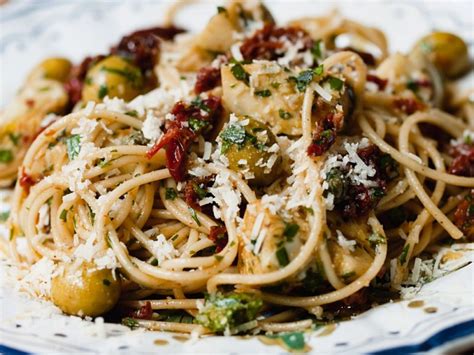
[0,0,472,336]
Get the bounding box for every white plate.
[1,1,473,353]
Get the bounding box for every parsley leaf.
[230,62,250,85]
[278,109,292,120]
[220,124,246,150]
[399,244,409,264]
[189,208,201,226]
[283,223,299,241]
[254,89,272,97]
[188,117,209,132]
[0,149,13,163]
[66,135,81,160]
[59,209,68,222]
[314,64,324,76]
[289,70,314,92]
[165,188,177,200]
[0,210,10,222]
[311,40,322,59]
[328,76,344,91]
[98,84,108,99]
[276,247,289,267]
[8,132,21,146]
[191,96,211,113]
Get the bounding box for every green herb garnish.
[254,89,272,97]
[189,208,201,226]
[283,223,299,241]
[328,76,344,91]
[122,317,139,329]
[276,247,289,267]
[165,188,177,200]
[0,149,13,163]
[98,85,108,99]
[0,211,10,222]
[195,292,262,332]
[399,244,410,264]
[65,135,81,160]
[278,109,292,120]
[230,62,250,85]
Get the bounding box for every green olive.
[51,261,121,317]
[28,57,72,82]
[221,117,281,186]
[82,55,143,103]
[413,32,469,78]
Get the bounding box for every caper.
[413,32,469,78]
[82,55,143,103]
[28,57,72,82]
[221,117,281,186]
[51,261,121,317]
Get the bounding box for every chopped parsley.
[368,232,386,249]
[98,84,108,99]
[188,117,208,132]
[0,210,10,222]
[328,76,344,91]
[278,109,292,120]
[0,149,13,163]
[59,209,68,222]
[193,184,207,199]
[289,70,314,92]
[189,208,201,226]
[150,258,159,266]
[254,89,272,97]
[283,223,299,241]
[220,123,247,153]
[195,292,262,332]
[406,79,419,93]
[399,245,410,265]
[65,135,81,160]
[230,62,250,85]
[125,110,138,117]
[276,247,289,267]
[8,132,21,146]
[217,6,227,14]
[314,64,324,76]
[102,279,111,286]
[270,82,281,89]
[311,40,322,60]
[165,188,177,200]
[191,96,211,113]
[122,317,139,329]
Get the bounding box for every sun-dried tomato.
[146,96,222,181]
[448,143,474,177]
[130,301,153,320]
[453,191,474,239]
[209,226,228,253]
[307,127,337,157]
[19,168,36,193]
[393,97,425,115]
[366,74,388,91]
[111,26,184,73]
[240,24,313,62]
[195,66,222,94]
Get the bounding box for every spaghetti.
[1,0,473,336]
